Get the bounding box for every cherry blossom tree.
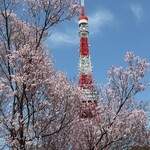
[0,0,80,149]
[0,0,150,150]
[71,51,150,150]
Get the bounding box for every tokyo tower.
[78,0,98,118]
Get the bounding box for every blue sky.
[47,0,150,102]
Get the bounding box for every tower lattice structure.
[78,0,98,119]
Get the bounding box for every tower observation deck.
[78,0,98,118]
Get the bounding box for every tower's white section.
[78,56,93,75]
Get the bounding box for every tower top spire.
[81,0,85,16]
[81,0,84,6]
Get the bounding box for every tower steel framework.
[78,0,98,118]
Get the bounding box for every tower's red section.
[78,74,94,90]
[80,38,89,55]
[81,6,85,16]
[78,16,88,21]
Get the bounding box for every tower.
[78,0,98,118]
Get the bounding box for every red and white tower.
[78,0,98,118]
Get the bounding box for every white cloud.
[48,29,78,47]
[88,10,115,35]
[130,3,143,20]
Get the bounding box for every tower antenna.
[81,0,84,6]
[81,0,85,16]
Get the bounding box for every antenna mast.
[81,0,85,16]
[81,0,84,6]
